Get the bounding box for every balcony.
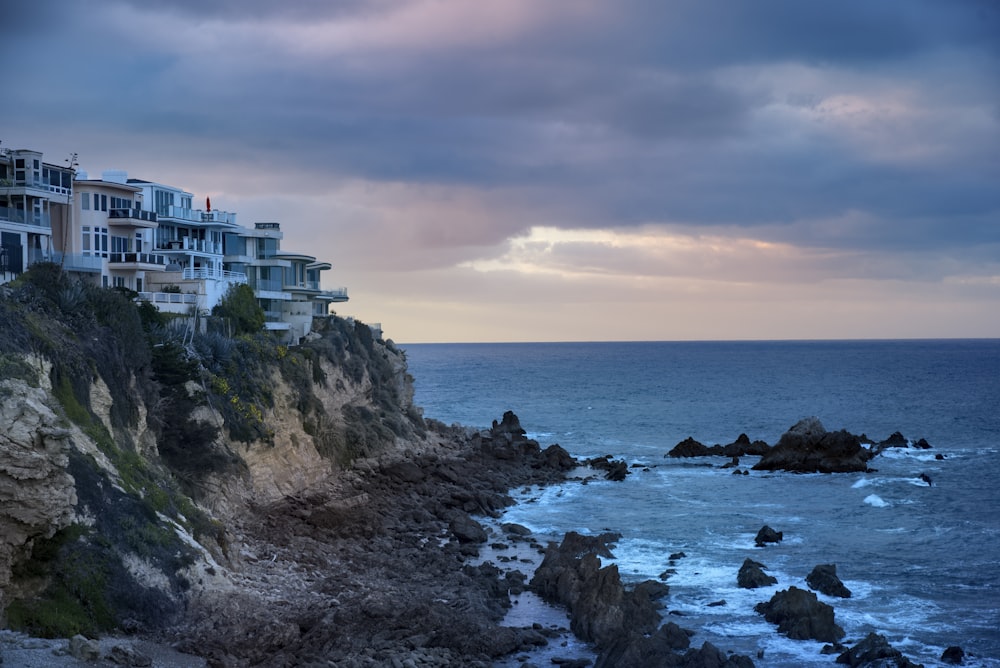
[49,252,103,273]
[0,176,71,198]
[321,287,349,303]
[158,205,238,227]
[137,291,198,306]
[108,208,158,229]
[0,206,51,229]
[182,267,247,284]
[109,252,167,269]
[160,237,224,254]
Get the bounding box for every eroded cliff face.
[0,291,423,637]
[0,368,77,609]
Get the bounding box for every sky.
[2,0,998,342]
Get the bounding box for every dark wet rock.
[806,563,852,598]
[723,433,771,457]
[836,632,921,667]
[941,645,965,664]
[502,522,533,536]
[492,410,527,438]
[584,455,630,481]
[678,641,755,668]
[668,437,717,457]
[541,444,578,470]
[737,558,778,589]
[755,586,845,642]
[914,438,932,449]
[879,431,910,448]
[754,525,783,547]
[450,511,488,543]
[594,622,693,668]
[633,579,670,603]
[669,434,770,459]
[753,418,873,473]
[920,472,933,486]
[530,532,659,648]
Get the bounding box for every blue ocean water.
[402,340,1000,667]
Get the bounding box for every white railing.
[160,205,237,225]
[182,267,247,283]
[137,291,198,305]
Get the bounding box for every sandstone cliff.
[0,264,429,640]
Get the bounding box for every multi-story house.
[69,170,163,290]
[126,177,247,314]
[0,147,74,283]
[224,222,348,342]
[4,143,349,343]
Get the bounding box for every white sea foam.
[864,494,890,507]
[852,477,876,488]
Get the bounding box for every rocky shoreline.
[5,412,965,667]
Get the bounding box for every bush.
[212,283,265,336]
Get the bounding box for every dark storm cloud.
[2,0,997,258]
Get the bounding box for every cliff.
[0,264,433,641]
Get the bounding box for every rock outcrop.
[754,525,783,547]
[836,632,922,667]
[754,586,845,642]
[666,434,770,458]
[806,563,852,598]
[737,558,777,589]
[753,418,873,473]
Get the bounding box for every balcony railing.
[137,291,198,305]
[109,208,158,223]
[158,205,237,226]
[0,206,51,228]
[255,278,284,292]
[160,238,223,254]
[49,252,103,272]
[109,252,167,266]
[182,267,247,283]
[321,288,349,301]
[0,177,71,196]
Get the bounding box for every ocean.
[401,340,1000,667]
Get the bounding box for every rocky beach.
[0,272,985,667]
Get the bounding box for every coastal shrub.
[212,283,265,336]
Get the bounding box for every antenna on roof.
[60,152,80,270]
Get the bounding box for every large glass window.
[82,192,90,210]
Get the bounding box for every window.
[113,276,125,288]
[111,236,129,254]
[83,226,109,257]
[93,193,100,210]
[100,194,107,212]
[110,196,132,210]
[82,226,91,252]
[82,193,90,210]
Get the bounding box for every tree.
[212,283,265,336]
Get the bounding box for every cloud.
[2,0,997,340]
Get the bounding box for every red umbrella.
[206,196,212,211]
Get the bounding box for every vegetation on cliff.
[0,263,421,637]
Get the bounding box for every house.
[69,170,163,290]
[2,142,349,343]
[0,147,73,283]
[225,222,348,342]
[126,176,247,314]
